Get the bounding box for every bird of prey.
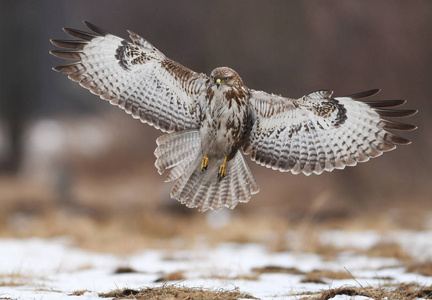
[50,22,417,212]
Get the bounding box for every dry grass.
[252,265,304,275]
[0,280,25,287]
[406,261,432,277]
[303,242,344,262]
[69,290,91,296]
[99,285,257,299]
[154,271,187,282]
[113,266,139,274]
[301,269,352,284]
[0,196,296,254]
[34,288,63,293]
[360,241,411,260]
[231,274,260,281]
[252,265,355,285]
[0,199,429,261]
[0,272,33,287]
[305,283,432,300]
[206,273,260,281]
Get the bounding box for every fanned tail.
[155,130,201,182]
[172,152,259,212]
[154,130,259,212]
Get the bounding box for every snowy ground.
[1,230,432,300]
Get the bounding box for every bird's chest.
[200,91,248,157]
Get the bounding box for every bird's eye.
[223,77,229,82]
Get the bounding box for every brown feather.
[375,108,418,118]
[52,62,82,74]
[379,120,417,131]
[343,89,381,99]
[50,39,88,50]
[63,27,97,40]
[49,50,82,60]
[385,133,411,145]
[83,21,109,36]
[364,99,406,108]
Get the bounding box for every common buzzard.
[50,22,417,211]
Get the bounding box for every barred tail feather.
[163,152,259,212]
[154,130,201,181]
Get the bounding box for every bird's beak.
[216,78,221,88]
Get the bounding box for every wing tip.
[83,20,109,36]
[52,65,61,72]
[408,109,419,117]
[379,120,418,131]
[342,89,381,99]
[365,99,407,108]
[50,39,89,50]
[375,108,418,118]
[385,133,412,145]
[62,27,98,41]
[49,49,82,60]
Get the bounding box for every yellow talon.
[201,155,209,171]
[218,156,227,178]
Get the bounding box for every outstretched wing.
[244,89,417,175]
[50,21,209,133]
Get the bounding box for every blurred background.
[0,0,430,252]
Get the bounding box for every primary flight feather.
[50,21,417,212]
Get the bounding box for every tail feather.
[155,130,260,212]
[200,172,223,211]
[235,158,250,202]
[188,167,211,208]
[178,152,259,211]
[155,130,200,179]
[217,172,231,210]
[165,161,187,182]
[227,164,240,209]
[155,133,199,157]
[156,146,195,172]
[237,151,260,200]
[155,130,201,175]
[186,157,224,209]
[194,179,212,209]
[172,158,201,199]
[209,185,221,211]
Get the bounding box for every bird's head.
[210,67,243,89]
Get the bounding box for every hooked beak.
[216,78,221,88]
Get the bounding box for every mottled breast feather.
[244,89,417,176]
[50,21,209,133]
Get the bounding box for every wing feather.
[51,21,209,133]
[245,89,417,175]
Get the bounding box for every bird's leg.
[201,154,209,171]
[218,156,228,179]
